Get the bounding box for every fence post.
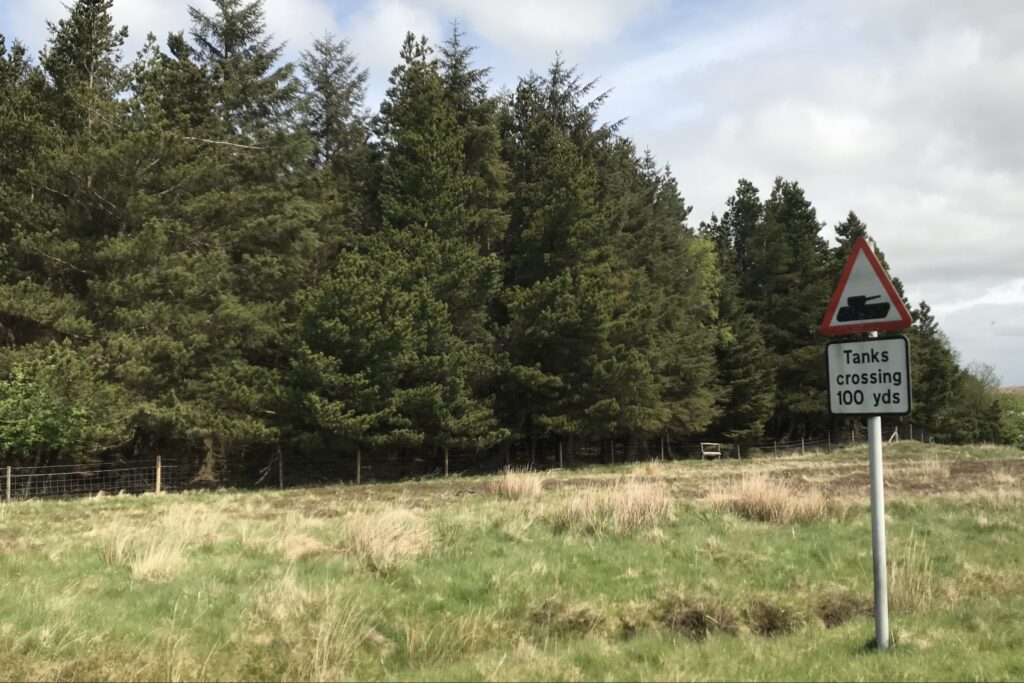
[909,424,913,441]
[278,450,284,489]
[5,465,10,501]
[827,432,832,453]
[773,440,777,456]
[559,441,563,469]
[736,444,742,459]
[801,437,805,455]
[660,436,665,462]
[444,446,449,477]
[155,455,162,494]
[356,449,361,485]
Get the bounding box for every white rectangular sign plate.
[826,336,911,416]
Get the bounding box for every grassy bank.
[1,443,1022,681]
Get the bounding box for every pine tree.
[39,0,128,133]
[498,61,664,454]
[300,34,368,171]
[187,0,299,137]
[0,4,136,465]
[700,214,775,442]
[724,178,832,437]
[439,24,509,253]
[369,33,506,457]
[907,301,960,437]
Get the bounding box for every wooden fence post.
[356,449,362,485]
[444,446,449,477]
[155,455,162,494]
[558,441,563,469]
[773,440,777,456]
[278,450,284,489]
[827,432,832,453]
[801,437,805,455]
[5,465,10,501]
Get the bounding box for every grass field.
[1,442,1023,681]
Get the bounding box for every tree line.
[0,0,1011,474]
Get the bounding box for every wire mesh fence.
[0,422,940,502]
[1,458,187,501]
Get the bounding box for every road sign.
[826,336,911,416]
[820,237,912,335]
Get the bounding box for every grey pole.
[867,331,890,649]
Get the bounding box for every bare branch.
[182,136,264,150]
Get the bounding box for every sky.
[2,0,1023,385]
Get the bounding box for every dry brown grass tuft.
[630,461,668,480]
[530,598,606,635]
[743,597,804,637]
[704,474,828,523]
[300,598,371,682]
[889,531,935,611]
[658,594,739,640]
[919,456,950,480]
[129,534,191,582]
[817,590,871,628]
[488,467,544,499]
[247,571,370,681]
[94,504,224,582]
[343,505,434,575]
[239,511,328,562]
[546,480,673,535]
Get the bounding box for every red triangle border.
[820,237,913,336]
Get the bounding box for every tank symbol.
[837,295,891,322]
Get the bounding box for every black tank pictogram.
[837,295,890,322]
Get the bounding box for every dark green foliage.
[710,178,832,438]
[702,214,775,442]
[907,301,961,438]
[188,0,299,135]
[0,3,996,472]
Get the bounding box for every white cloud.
[598,0,1024,383]
[431,0,665,59]
[345,0,442,86]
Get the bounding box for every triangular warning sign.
[820,237,912,335]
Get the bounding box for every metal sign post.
[866,332,890,650]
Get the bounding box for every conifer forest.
[0,0,1012,478]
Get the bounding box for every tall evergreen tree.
[724,178,832,437]
[187,0,298,136]
[907,301,961,437]
[700,214,775,442]
[368,33,505,456]
[439,24,509,253]
[498,61,677,454]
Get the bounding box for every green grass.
[0,442,1022,681]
